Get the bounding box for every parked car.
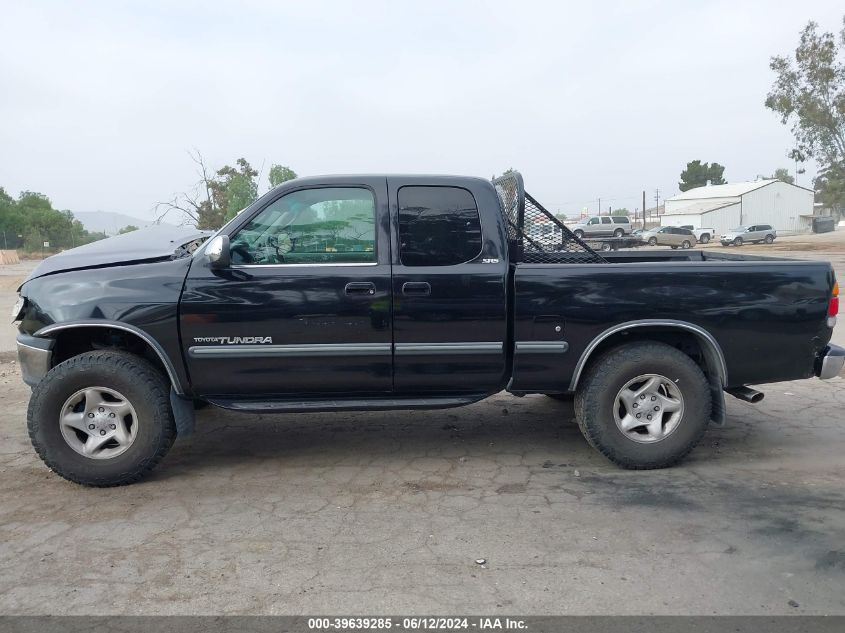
[720,225,777,246]
[14,172,842,486]
[679,225,716,244]
[641,226,696,249]
[572,215,631,239]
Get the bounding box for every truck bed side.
[509,254,835,392]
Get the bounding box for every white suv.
[573,216,632,239]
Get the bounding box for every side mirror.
[206,235,230,269]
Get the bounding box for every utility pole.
[642,191,647,229]
[597,197,601,216]
[654,189,661,220]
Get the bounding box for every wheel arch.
[34,321,186,395]
[569,320,728,392]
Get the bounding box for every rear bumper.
[816,344,845,380]
[16,334,54,387]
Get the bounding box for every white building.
[661,180,815,235]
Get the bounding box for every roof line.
[664,200,740,216]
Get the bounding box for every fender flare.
[34,320,187,396]
[568,319,728,391]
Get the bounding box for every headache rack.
[493,171,607,264]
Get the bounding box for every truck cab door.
[388,179,508,395]
[180,178,392,399]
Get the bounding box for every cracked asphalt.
[1,235,844,615]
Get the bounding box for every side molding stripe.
[188,343,392,358]
[394,342,503,355]
[515,341,569,353]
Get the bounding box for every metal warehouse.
[661,180,815,236]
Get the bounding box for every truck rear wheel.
[573,229,585,239]
[27,350,176,487]
[574,341,711,469]
[699,234,710,244]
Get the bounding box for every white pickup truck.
[679,225,716,244]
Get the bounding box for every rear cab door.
[388,177,509,395]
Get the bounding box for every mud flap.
[709,374,726,427]
[170,388,195,437]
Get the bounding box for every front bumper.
[816,344,845,380]
[16,334,54,387]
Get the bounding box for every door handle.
[402,281,431,297]
[344,282,376,296]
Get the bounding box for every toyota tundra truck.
[13,172,843,486]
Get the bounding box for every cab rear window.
[398,186,482,266]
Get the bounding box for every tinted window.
[588,218,599,225]
[398,186,482,267]
[759,225,771,230]
[601,217,612,224]
[680,228,693,235]
[231,187,376,265]
[612,217,629,223]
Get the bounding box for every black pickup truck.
[14,172,843,486]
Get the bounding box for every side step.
[207,394,488,414]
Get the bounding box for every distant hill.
[72,211,174,235]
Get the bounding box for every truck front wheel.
[574,341,711,469]
[27,350,177,487]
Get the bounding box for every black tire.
[574,341,711,469]
[600,242,612,252]
[574,229,584,239]
[670,245,678,249]
[27,350,176,487]
[613,228,624,238]
[699,234,710,244]
[648,237,657,246]
[764,234,774,244]
[681,240,691,249]
[734,237,743,247]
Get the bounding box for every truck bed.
[509,249,834,391]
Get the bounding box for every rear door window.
[601,217,612,224]
[612,217,628,224]
[398,186,482,266]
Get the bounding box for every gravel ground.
[0,233,843,615]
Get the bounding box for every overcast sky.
[1,0,843,221]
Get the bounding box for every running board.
[207,394,488,413]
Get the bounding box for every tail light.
[829,281,839,321]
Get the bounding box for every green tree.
[611,207,629,216]
[679,161,727,191]
[766,17,845,211]
[268,165,298,188]
[0,188,105,251]
[766,18,845,168]
[158,152,278,229]
[757,167,796,184]
[212,158,259,223]
[118,225,139,234]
